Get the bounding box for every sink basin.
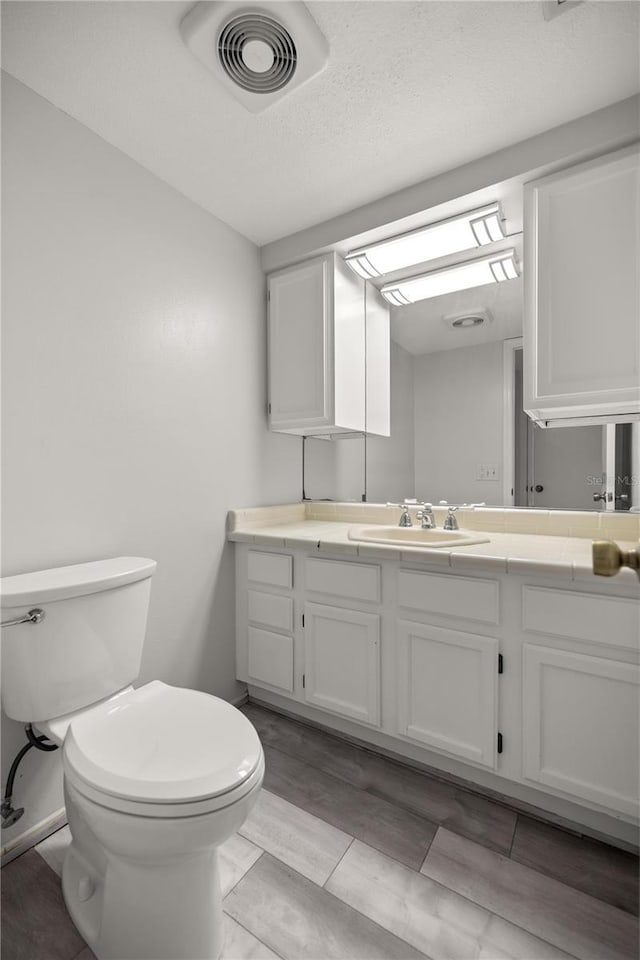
[348,525,491,549]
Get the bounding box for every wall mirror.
[304,174,639,512]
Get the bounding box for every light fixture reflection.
[381,250,520,306]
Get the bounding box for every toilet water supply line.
[1,725,59,829]
[1,607,58,827]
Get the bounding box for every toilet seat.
[62,681,264,818]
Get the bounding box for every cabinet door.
[524,145,640,423]
[304,602,380,725]
[523,645,640,817]
[268,256,333,431]
[397,620,498,768]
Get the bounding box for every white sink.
[348,525,490,549]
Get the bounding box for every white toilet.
[0,556,264,960]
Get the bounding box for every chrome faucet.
[398,505,413,527]
[416,504,435,529]
[443,507,459,531]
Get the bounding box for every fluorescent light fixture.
[381,250,520,306]
[345,203,506,279]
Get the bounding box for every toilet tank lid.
[1,557,156,607]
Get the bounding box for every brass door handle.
[592,540,640,580]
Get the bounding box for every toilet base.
[63,837,223,960]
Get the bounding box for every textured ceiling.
[2,1,639,245]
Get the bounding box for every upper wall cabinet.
[267,253,390,436]
[523,145,640,426]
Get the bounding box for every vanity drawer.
[304,558,381,603]
[248,590,293,632]
[247,627,294,692]
[247,550,293,589]
[522,586,640,650]
[397,569,499,625]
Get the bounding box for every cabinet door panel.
[248,590,293,632]
[304,602,380,725]
[523,644,640,816]
[522,586,640,651]
[397,620,498,767]
[305,557,380,603]
[247,550,293,588]
[248,627,294,692]
[398,569,499,625]
[524,145,640,421]
[268,257,332,429]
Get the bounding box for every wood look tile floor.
[1,702,638,960]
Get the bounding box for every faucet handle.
[443,506,459,531]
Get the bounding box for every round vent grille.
[218,13,297,94]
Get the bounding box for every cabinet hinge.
[302,613,305,627]
[302,673,305,689]
[268,402,272,415]
[498,654,504,674]
[497,732,503,754]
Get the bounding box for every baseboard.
[231,690,249,707]
[1,807,68,867]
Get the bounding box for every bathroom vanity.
[230,502,640,847]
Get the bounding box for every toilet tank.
[0,557,156,723]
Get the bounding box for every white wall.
[366,342,415,503]
[1,75,301,853]
[413,342,505,505]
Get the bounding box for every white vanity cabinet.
[267,252,390,436]
[523,144,640,426]
[521,584,640,818]
[239,550,296,696]
[303,602,380,725]
[302,557,382,725]
[397,620,498,768]
[395,568,500,768]
[235,542,640,842]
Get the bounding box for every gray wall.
[1,75,301,851]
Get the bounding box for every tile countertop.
[227,502,640,586]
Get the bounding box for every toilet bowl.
[0,558,264,960]
[42,680,265,960]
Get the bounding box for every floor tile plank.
[244,703,516,853]
[1,849,86,960]
[35,824,71,877]
[225,852,427,960]
[326,838,575,960]
[510,815,639,916]
[239,788,352,885]
[421,828,639,960]
[262,743,437,870]
[219,833,263,896]
[222,914,282,959]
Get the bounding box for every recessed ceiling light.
[451,315,484,328]
[345,203,507,279]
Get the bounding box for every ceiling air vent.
[180,2,329,113]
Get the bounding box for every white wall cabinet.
[523,144,640,426]
[303,601,380,725]
[267,252,390,436]
[397,620,498,768]
[523,644,639,817]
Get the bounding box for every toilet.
[0,557,264,960]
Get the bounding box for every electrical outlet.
[477,464,499,481]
